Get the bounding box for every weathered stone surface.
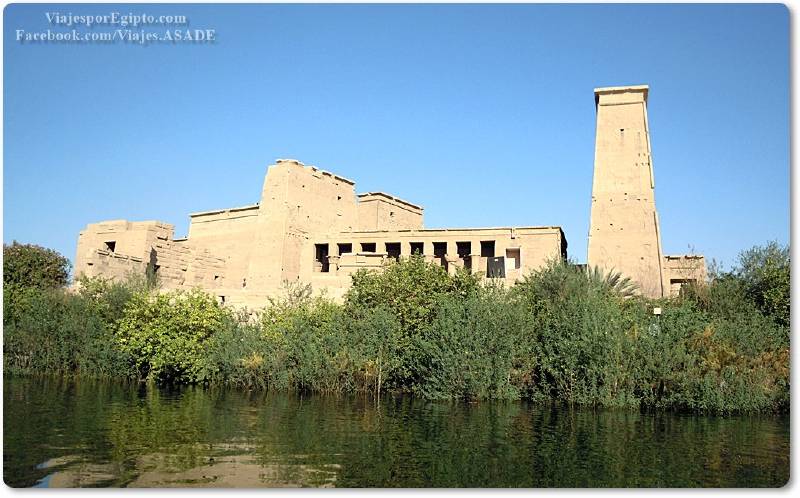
[587,85,705,297]
[75,85,703,307]
[74,159,566,308]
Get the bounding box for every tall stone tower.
[587,85,665,298]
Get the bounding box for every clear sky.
[3,3,789,270]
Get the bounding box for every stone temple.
[74,85,705,307]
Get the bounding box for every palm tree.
[583,265,638,298]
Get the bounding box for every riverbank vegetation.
[3,242,789,414]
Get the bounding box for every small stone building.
[74,85,705,307]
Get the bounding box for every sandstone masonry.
[74,85,704,307]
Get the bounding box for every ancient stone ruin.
[74,85,705,307]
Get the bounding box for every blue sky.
[3,3,789,269]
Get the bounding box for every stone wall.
[74,219,226,295]
[356,192,424,231]
[75,220,173,280]
[301,226,566,283]
[77,248,148,281]
[662,255,708,297]
[187,204,259,296]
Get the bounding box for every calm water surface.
[3,376,789,487]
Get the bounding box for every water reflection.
[3,376,789,487]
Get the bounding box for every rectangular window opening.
[456,241,472,270]
[410,242,424,255]
[338,243,353,255]
[385,242,401,261]
[481,240,496,258]
[315,243,330,272]
[505,248,521,270]
[670,278,696,296]
[361,242,376,253]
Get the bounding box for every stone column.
[445,255,460,275]
[423,241,436,265]
[328,254,341,273]
[470,254,483,275]
[400,241,412,260]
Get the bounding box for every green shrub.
[115,289,228,384]
[3,286,134,379]
[3,242,789,413]
[3,242,71,290]
[512,260,642,406]
[278,298,352,393]
[75,275,149,325]
[343,305,402,396]
[344,256,480,388]
[734,241,790,327]
[204,310,275,390]
[415,286,529,400]
[203,283,403,395]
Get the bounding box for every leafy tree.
[415,286,529,400]
[115,289,228,384]
[512,260,647,405]
[734,241,790,326]
[346,255,480,334]
[3,242,71,289]
[344,255,480,388]
[347,306,402,396]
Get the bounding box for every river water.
[2,376,789,487]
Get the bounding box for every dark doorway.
[487,257,506,278]
[386,242,401,261]
[456,241,472,270]
[433,242,447,266]
[315,243,330,272]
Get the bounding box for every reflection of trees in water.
[4,376,138,487]
[105,386,217,482]
[3,377,790,488]
[500,408,790,487]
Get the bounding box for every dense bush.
[734,241,790,327]
[415,284,531,400]
[2,244,790,414]
[511,261,647,406]
[204,282,403,395]
[3,242,71,290]
[345,255,480,389]
[3,286,134,379]
[203,312,276,390]
[115,289,227,384]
